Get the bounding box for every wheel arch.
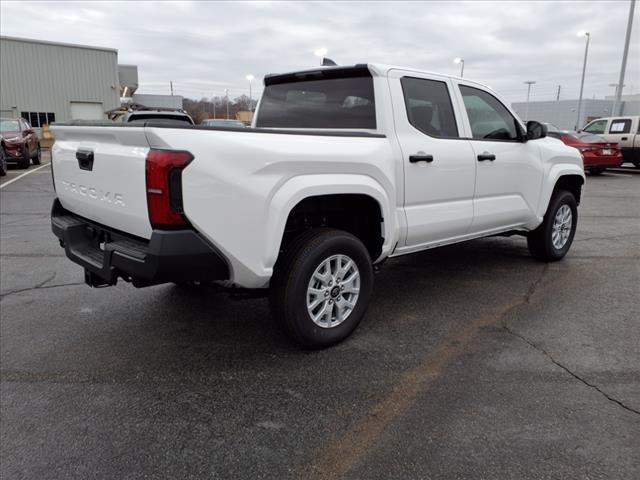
[536,165,585,219]
[264,174,397,271]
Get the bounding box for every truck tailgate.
[51,125,152,239]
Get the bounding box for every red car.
[547,130,623,175]
[0,117,41,175]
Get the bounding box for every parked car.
[201,119,247,128]
[0,117,41,172]
[50,63,584,347]
[581,116,640,167]
[546,130,622,174]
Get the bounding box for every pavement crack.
[502,325,640,416]
[0,276,85,300]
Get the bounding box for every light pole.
[246,74,254,112]
[613,0,636,116]
[524,81,536,121]
[576,31,590,130]
[453,57,464,77]
[610,82,626,116]
[314,47,328,65]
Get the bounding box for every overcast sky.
[1,0,638,105]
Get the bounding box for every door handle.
[477,153,496,162]
[76,149,94,171]
[409,154,434,163]
[621,137,628,141]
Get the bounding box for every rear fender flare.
[264,174,396,270]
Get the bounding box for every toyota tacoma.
[50,64,585,347]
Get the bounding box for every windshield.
[0,120,20,132]
[128,114,193,125]
[256,73,376,129]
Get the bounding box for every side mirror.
[526,120,547,140]
[23,129,33,136]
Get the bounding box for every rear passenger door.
[388,70,476,250]
[606,118,634,150]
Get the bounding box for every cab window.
[400,77,459,138]
[583,119,607,134]
[609,119,631,134]
[459,85,519,141]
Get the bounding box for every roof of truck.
[264,62,500,100]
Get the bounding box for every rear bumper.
[583,155,623,169]
[51,199,229,287]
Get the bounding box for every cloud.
[1,0,638,103]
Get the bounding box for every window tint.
[256,75,376,129]
[609,119,631,134]
[400,77,458,138]
[459,85,519,140]
[583,120,607,134]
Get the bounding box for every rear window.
[256,75,376,129]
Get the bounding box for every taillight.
[579,147,593,153]
[146,149,193,228]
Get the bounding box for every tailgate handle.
[76,149,94,171]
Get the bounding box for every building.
[0,36,121,133]
[512,97,640,131]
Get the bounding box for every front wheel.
[0,148,7,176]
[527,190,578,262]
[18,145,30,169]
[269,229,373,348]
[32,144,41,165]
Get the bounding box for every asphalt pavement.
[1,153,639,479]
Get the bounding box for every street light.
[314,47,328,65]
[453,57,464,77]
[524,81,536,121]
[575,31,590,130]
[246,74,254,111]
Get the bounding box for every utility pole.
[524,81,536,121]
[213,96,216,119]
[170,81,174,96]
[556,85,562,101]
[613,0,636,116]
[576,31,590,130]
[225,89,229,120]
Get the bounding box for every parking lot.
[1,151,639,479]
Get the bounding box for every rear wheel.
[527,190,577,262]
[270,228,373,348]
[588,167,605,175]
[633,161,640,169]
[18,145,30,169]
[31,144,41,165]
[0,148,7,176]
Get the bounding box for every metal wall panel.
[0,36,120,126]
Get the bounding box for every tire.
[269,228,374,348]
[18,145,30,169]
[0,148,7,177]
[527,190,578,262]
[633,161,640,169]
[588,167,605,175]
[31,144,41,165]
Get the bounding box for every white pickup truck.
[51,64,585,347]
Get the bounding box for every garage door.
[70,102,104,120]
